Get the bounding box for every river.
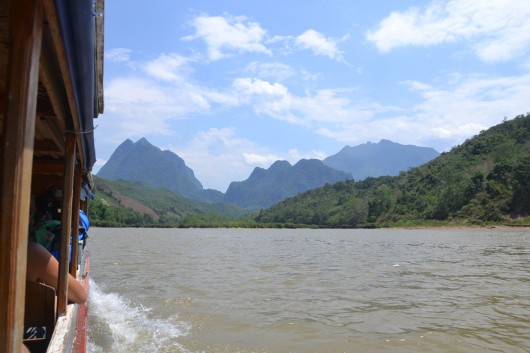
[86,227,529,353]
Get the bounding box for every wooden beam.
[70,168,82,277]
[57,134,75,317]
[36,95,55,117]
[32,158,63,174]
[0,92,55,120]
[33,136,60,154]
[42,0,83,167]
[38,32,67,152]
[0,1,43,353]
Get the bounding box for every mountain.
[256,114,530,227]
[224,159,353,210]
[90,176,248,227]
[323,139,439,180]
[97,138,223,202]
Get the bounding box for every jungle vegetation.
[90,113,530,228]
[255,114,530,227]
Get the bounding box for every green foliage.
[90,177,248,227]
[256,113,530,227]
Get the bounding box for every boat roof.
[0,0,104,174]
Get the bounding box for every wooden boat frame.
[0,0,104,352]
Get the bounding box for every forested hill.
[255,114,530,227]
[90,177,248,227]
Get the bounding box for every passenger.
[26,242,87,304]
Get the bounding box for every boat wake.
[87,280,192,353]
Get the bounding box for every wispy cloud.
[103,51,239,142]
[103,46,530,157]
[183,14,271,60]
[105,48,133,62]
[409,72,530,143]
[231,77,370,127]
[366,0,530,62]
[295,29,347,61]
[315,72,530,151]
[244,61,296,81]
[175,127,328,190]
[231,77,301,124]
[143,53,191,82]
[175,128,277,190]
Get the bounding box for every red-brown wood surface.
[56,134,76,317]
[70,168,82,277]
[0,1,43,352]
[72,255,90,353]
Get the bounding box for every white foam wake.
[87,279,192,353]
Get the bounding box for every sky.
[95,0,530,192]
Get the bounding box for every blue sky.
[95,0,530,192]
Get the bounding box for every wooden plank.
[0,1,43,353]
[56,134,75,317]
[70,168,82,277]
[47,304,77,353]
[38,34,67,152]
[23,281,56,353]
[32,158,63,174]
[41,0,83,167]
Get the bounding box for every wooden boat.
[0,0,104,352]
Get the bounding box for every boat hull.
[73,253,90,353]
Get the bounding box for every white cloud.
[101,51,243,143]
[102,71,212,144]
[293,89,365,124]
[174,128,330,191]
[409,72,530,144]
[233,77,288,96]
[245,61,295,81]
[242,149,326,168]
[430,123,484,139]
[229,74,530,150]
[91,158,107,174]
[106,77,209,119]
[366,0,530,62]
[105,48,132,62]
[175,128,277,191]
[231,77,372,127]
[314,72,530,151]
[295,29,346,61]
[231,77,301,124]
[287,149,327,162]
[143,53,190,82]
[183,14,271,60]
[99,35,530,190]
[243,152,282,166]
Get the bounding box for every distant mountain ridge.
[97,138,222,202]
[323,139,439,180]
[97,137,440,210]
[224,159,353,210]
[256,113,530,227]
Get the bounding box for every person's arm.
[27,242,87,304]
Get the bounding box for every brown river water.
[86,227,529,353]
